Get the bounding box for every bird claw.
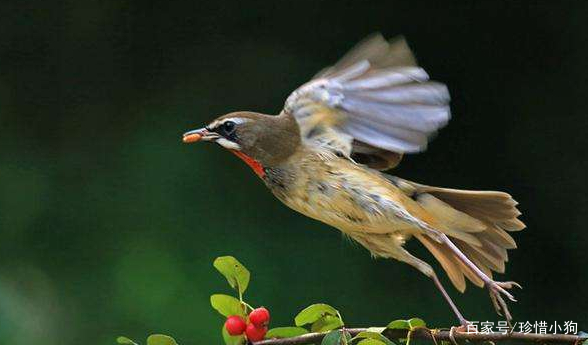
[496,281,523,290]
[489,293,503,316]
[486,280,522,325]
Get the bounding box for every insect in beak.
[182,128,219,143]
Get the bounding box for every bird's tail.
[392,177,525,292]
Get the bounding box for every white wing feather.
[284,34,451,162]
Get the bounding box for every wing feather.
[350,82,450,105]
[284,34,451,170]
[344,121,425,153]
[342,67,429,90]
[342,98,450,132]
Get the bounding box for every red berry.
[245,323,267,342]
[224,315,247,336]
[248,307,270,327]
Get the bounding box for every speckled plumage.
[266,147,424,246]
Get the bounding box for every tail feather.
[417,234,487,291]
[454,239,495,279]
[457,237,506,272]
[483,225,517,249]
[498,218,526,231]
[416,234,467,292]
[390,176,525,291]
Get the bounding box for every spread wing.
[283,34,451,170]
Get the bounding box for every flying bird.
[183,34,525,326]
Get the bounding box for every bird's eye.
[223,121,236,133]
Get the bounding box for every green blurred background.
[1,1,587,344]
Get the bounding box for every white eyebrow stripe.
[222,117,249,124]
[208,117,249,129]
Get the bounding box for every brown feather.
[455,239,504,274]
[456,258,486,288]
[416,234,466,292]
[415,193,487,233]
[483,225,517,249]
[497,218,526,232]
[390,176,524,288]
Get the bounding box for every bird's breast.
[265,152,420,238]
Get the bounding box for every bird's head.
[183,111,300,177]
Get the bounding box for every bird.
[182,34,525,326]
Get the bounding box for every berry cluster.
[224,307,270,342]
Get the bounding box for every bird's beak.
[182,128,219,143]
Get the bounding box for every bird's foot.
[452,324,469,332]
[448,324,471,345]
[486,280,522,326]
[455,316,471,329]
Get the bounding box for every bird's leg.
[431,273,470,327]
[393,247,469,327]
[436,233,521,325]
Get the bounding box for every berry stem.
[336,310,345,325]
[242,301,254,312]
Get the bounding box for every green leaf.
[266,327,309,338]
[321,330,341,345]
[213,256,250,296]
[357,340,388,345]
[321,330,350,345]
[353,331,395,345]
[146,334,178,345]
[116,336,138,345]
[222,326,246,345]
[310,315,344,332]
[295,303,340,326]
[386,320,410,330]
[407,318,426,329]
[210,294,246,317]
[386,318,425,331]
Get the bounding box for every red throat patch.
[230,150,266,179]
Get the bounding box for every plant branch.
[254,327,587,345]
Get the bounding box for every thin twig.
[254,327,587,345]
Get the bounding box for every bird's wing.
[283,34,451,170]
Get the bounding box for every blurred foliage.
[0,1,587,345]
